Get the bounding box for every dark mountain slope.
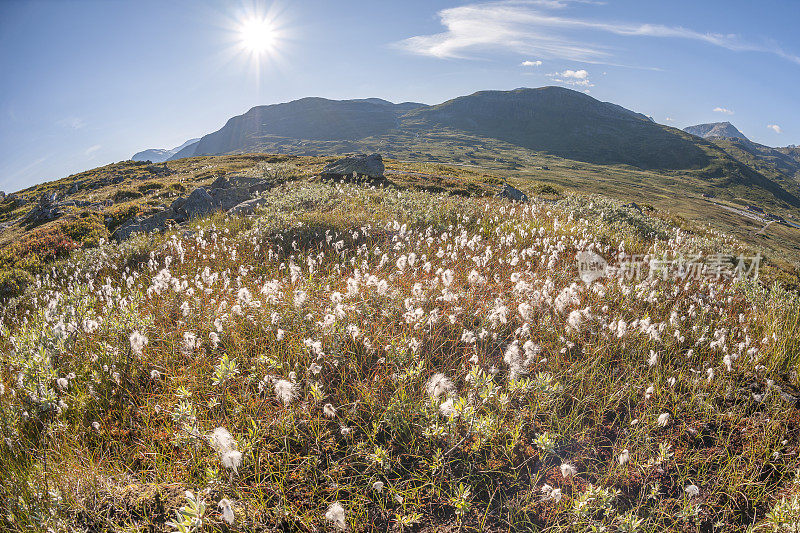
[400,87,711,170]
[155,87,800,209]
[172,98,425,159]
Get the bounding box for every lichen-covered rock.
[497,183,528,202]
[113,210,179,241]
[228,197,267,216]
[210,187,252,211]
[321,154,384,180]
[180,187,215,219]
[22,193,63,225]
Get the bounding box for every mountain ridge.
[400,87,709,170]
[143,87,800,212]
[132,138,200,163]
[163,87,726,171]
[170,98,425,159]
[683,122,749,141]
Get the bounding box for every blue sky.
[1,0,798,191]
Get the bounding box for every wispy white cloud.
[547,68,593,86]
[521,59,543,67]
[767,124,782,134]
[85,144,102,158]
[713,107,734,115]
[560,68,588,79]
[58,117,86,130]
[394,1,800,66]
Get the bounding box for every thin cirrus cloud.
[713,107,734,115]
[393,0,800,66]
[57,117,86,130]
[767,124,782,134]
[85,144,102,158]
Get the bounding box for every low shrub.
[112,189,144,202]
[0,268,34,299]
[104,203,142,233]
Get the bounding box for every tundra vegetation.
[0,177,799,532]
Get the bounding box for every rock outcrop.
[497,183,528,203]
[180,187,216,219]
[321,154,385,181]
[622,202,643,213]
[113,174,276,240]
[22,193,63,226]
[228,197,267,216]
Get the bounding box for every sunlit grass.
[0,181,798,531]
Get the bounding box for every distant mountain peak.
[684,122,748,141]
[131,138,200,163]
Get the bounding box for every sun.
[239,16,277,55]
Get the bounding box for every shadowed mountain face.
[400,87,710,170]
[169,87,711,171]
[172,98,425,158]
[707,137,800,195]
[684,122,749,141]
[146,87,800,210]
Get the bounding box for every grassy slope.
[0,154,797,299]
[705,138,800,194]
[166,88,800,221]
[212,128,800,221]
[1,180,800,532]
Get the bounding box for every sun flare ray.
[239,16,277,56]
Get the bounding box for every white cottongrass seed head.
[425,372,455,400]
[218,498,235,525]
[129,330,148,356]
[274,379,298,406]
[618,449,630,466]
[324,501,347,531]
[209,427,242,473]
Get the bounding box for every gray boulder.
[114,210,179,241]
[321,153,385,180]
[228,197,267,216]
[180,187,215,219]
[169,196,187,216]
[211,186,253,211]
[22,193,63,225]
[210,175,231,189]
[497,183,528,203]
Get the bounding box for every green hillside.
[160,87,800,218]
